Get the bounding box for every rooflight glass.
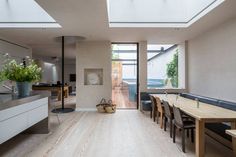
[107,0,224,27]
[0,0,61,28]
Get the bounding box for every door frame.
[111,42,140,109]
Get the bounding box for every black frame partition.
[52,36,74,113]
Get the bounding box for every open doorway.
[111,43,139,109]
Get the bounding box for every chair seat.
[183,120,195,129]
[168,112,189,120]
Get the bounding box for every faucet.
[2,84,16,94]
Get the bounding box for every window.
[107,0,224,27]
[147,44,185,89]
[0,0,60,28]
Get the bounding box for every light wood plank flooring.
[0,109,234,157]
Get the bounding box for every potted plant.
[0,57,42,97]
[166,50,178,88]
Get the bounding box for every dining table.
[32,85,69,101]
[150,94,236,157]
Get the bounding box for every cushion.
[180,93,218,106]
[205,123,232,142]
[218,100,236,111]
[140,92,151,101]
[141,100,152,111]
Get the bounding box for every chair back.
[173,105,184,127]
[150,95,156,108]
[155,97,163,112]
[163,101,172,118]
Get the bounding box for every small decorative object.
[84,68,103,85]
[195,98,200,108]
[96,98,116,113]
[0,57,42,97]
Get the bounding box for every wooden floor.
[0,108,234,157]
[112,87,136,109]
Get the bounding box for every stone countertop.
[0,91,50,111]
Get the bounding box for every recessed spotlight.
[174,28,180,30]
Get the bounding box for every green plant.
[166,50,178,87]
[0,58,42,82]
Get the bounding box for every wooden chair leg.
[191,129,194,143]
[160,112,164,128]
[182,129,185,153]
[170,120,173,138]
[164,117,167,131]
[156,111,159,124]
[187,129,189,138]
[150,108,152,118]
[173,125,176,143]
[153,107,156,122]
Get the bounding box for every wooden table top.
[151,94,236,121]
[226,130,236,138]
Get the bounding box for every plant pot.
[16,82,31,97]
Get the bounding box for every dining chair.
[155,96,165,128]
[172,105,195,153]
[163,100,174,138]
[150,95,157,122]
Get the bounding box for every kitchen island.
[0,91,50,144]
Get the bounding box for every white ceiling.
[0,0,236,59]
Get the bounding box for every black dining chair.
[163,101,174,138]
[150,95,157,122]
[172,105,195,153]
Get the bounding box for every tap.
[2,84,16,94]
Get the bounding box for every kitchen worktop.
[0,91,50,111]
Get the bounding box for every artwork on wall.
[84,68,103,85]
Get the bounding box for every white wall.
[188,18,236,102]
[76,41,112,109]
[36,60,59,84]
[64,63,76,91]
[0,38,32,92]
[32,54,76,90]
[139,41,148,92]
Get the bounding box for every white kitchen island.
[0,93,50,144]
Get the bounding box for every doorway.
[111,43,139,109]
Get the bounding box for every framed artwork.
[84,68,103,85]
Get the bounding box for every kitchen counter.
[0,91,51,144]
[0,91,50,111]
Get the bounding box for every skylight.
[0,0,61,28]
[107,0,225,28]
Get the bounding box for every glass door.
[111,43,138,109]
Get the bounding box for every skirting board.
[76,108,97,111]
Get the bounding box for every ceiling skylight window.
[0,0,61,28]
[107,0,224,28]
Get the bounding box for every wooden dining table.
[151,94,236,157]
[32,85,69,101]
[226,129,236,153]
